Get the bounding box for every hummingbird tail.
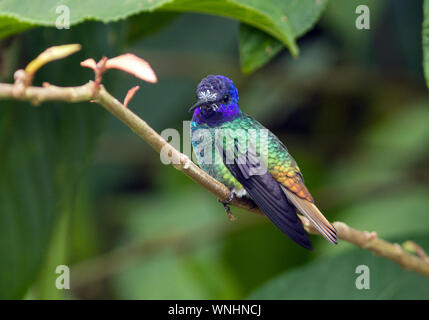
[282,187,338,245]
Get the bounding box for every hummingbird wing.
[266,130,338,244]
[221,113,337,245]
[217,139,313,249]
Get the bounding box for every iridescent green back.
[191,113,313,201]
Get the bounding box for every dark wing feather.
[282,187,337,244]
[217,139,312,250]
[263,125,337,244]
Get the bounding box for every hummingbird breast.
[191,116,246,193]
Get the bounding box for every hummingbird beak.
[189,100,213,113]
[188,101,204,113]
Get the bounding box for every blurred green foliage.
[249,233,429,299]
[424,0,429,89]
[0,1,428,300]
[0,23,118,299]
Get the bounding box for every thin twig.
[1,80,429,278]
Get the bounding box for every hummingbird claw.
[219,192,235,221]
[223,204,236,221]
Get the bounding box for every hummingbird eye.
[223,94,229,103]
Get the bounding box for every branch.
[0,82,94,105]
[1,74,429,279]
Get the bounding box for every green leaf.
[239,25,284,74]
[114,245,241,299]
[249,233,429,299]
[0,16,32,39]
[126,12,179,43]
[31,210,70,300]
[239,0,328,73]
[0,22,116,299]
[423,0,429,89]
[0,0,298,56]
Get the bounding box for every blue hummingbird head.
[190,75,240,126]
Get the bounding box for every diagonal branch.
[1,79,429,278]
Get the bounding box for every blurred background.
[0,0,429,299]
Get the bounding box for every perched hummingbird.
[189,75,337,249]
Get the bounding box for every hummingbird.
[189,75,337,249]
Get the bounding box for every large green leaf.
[0,23,116,299]
[249,233,429,299]
[0,0,299,56]
[239,0,328,73]
[424,0,429,89]
[0,16,32,39]
[126,12,179,43]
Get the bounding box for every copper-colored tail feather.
[281,187,337,244]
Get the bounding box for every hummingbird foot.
[219,192,235,221]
